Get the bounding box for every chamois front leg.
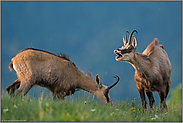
[52,94,65,100]
[51,91,65,100]
[145,91,155,108]
[136,83,147,109]
[158,90,167,109]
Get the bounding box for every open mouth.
[115,52,123,59]
[114,49,123,60]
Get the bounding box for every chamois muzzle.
[114,45,133,60]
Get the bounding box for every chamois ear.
[96,74,102,89]
[132,35,137,48]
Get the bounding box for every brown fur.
[22,48,76,66]
[7,48,119,105]
[133,39,171,109]
[142,38,158,56]
[115,36,172,109]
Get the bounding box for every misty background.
[1,1,182,104]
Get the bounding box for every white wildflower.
[115,108,119,111]
[110,112,115,116]
[14,105,18,108]
[151,114,159,120]
[155,114,159,119]
[3,108,9,112]
[91,109,96,112]
[151,118,156,120]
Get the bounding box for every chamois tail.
[9,61,13,71]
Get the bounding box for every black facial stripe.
[106,95,110,103]
[120,46,133,54]
[104,89,110,103]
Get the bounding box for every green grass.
[1,90,182,122]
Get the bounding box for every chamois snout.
[95,74,119,105]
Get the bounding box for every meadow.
[1,90,182,122]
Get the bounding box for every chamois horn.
[123,30,129,45]
[108,75,119,90]
[128,30,138,44]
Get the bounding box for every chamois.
[114,30,171,109]
[6,48,119,105]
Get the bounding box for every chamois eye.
[127,45,132,49]
[104,89,109,95]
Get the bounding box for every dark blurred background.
[1,1,182,104]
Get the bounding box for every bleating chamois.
[114,30,172,109]
[6,48,119,105]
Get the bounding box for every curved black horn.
[124,30,129,45]
[128,30,138,44]
[108,75,120,90]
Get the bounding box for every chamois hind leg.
[6,79,20,95]
[145,91,155,108]
[165,82,170,99]
[15,80,34,97]
[136,83,147,109]
[158,90,167,109]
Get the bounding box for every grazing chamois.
[6,48,119,105]
[114,30,171,109]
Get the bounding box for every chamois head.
[114,30,138,62]
[95,74,119,105]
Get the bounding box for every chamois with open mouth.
[114,30,172,109]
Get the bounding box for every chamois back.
[142,38,159,56]
[22,48,76,66]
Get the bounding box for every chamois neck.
[77,74,99,95]
[130,53,152,72]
